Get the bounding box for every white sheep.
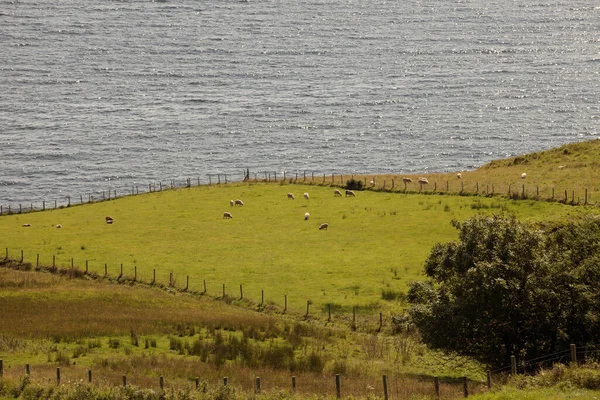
[370,180,375,186]
[56,224,62,228]
[319,223,329,230]
[235,199,244,206]
[334,189,342,196]
[287,193,295,200]
[521,173,527,179]
[304,212,310,220]
[402,177,412,184]
[230,200,235,206]
[223,212,233,219]
[558,165,565,170]
[418,177,429,184]
[303,192,309,200]
[105,216,114,224]
[457,173,462,180]
[22,223,31,227]
[345,190,355,197]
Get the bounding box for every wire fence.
[0,169,596,216]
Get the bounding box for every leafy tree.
[408,214,600,368]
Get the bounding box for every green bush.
[346,179,363,191]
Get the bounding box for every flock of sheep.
[223,189,358,230]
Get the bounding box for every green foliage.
[345,178,363,191]
[408,214,600,368]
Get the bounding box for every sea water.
[1,0,598,205]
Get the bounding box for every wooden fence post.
[240,284,243,299]
[463,376,468,398]
[53,255,55,268]
[85,260,88,274]
[0,360,3,377]
[255,377,261,393]
[222,283,226,298]
[328,304,331,322]
[511,355,517,375]
[433,376,440,399]
[570,344,577,363]
[185,276,189,291]
[104,263,107,276]
[305,300,310,317]
[261,290,264,306]
[223,377,228,386]
[203,279,207,294]
[195,377,199,389]
[383,375,389,400]
[292,376,296,392]
[487,370,491,389]
[36,254,39,267]
[123,375,127,386]
[284,295,287,313]
[134,266,137,281]
[160,376,164,389]
[26,364,30,375]
[56,367,60,384]
[20,250,23,262]
[88,369,92,383]
[336,374,341,399]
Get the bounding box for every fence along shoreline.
[0,169,595,216]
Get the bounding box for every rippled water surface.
[1,0,599,204]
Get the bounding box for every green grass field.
[0,181,588,315]
[3,140,600,399]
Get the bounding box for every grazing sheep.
[56,224,62,228]
[304,212,310,220]
[223,212,233,219]
[105,216,114,224]
[521,173,527,179]
[457,173,462,180]
[230,200,235,206]
[558,165,565,170]
[345,190,355,197]
[418,177,429,184]
[402,177,412,184]
[334,189,343,196]
[303,192,309,200]
[22,223,31,227]
[235,199,244,206]
[287,193,295,200]
[370,180,375,186]
[319,223,329,230]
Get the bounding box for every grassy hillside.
[3,139,600,399]
[0,266,486,399]
[0,182,587,316]
[340,139,600,205]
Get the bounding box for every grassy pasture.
[0,267,486,399]
[329,139,600,205]
[0,182,588,315]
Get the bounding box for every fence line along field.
[0,179,589,315]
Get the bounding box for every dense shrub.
[408,214,600,368]
[345,179,363,191]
